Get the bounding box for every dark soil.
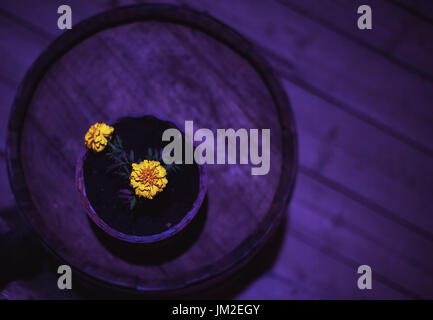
[83,115,200,236]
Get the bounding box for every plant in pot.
[76,115,207,243]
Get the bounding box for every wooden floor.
[0,0,432,299]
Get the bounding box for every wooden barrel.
[6,4,297,294]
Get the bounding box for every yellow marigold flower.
[84,122,114,152]
[130,160,168,199]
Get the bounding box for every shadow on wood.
[71,210,287,299]
[0,206,49,289]
[89,196,208,265]
[190,215,287,299]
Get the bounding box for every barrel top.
[7,4,297,293]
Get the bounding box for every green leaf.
[115,171,129,178]
[164,162,180,175]
[116,135,123,148]
[106,163,124,173]
[112,156,125,164]
[108,141,120,152]
[130,197,137,210]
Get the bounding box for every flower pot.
[76,115,207,244]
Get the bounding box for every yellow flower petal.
[84,122,114,152]
[129,160,168,199]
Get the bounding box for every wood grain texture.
[7,5,297,293]
[170,0,433,241]
[277,0,433,80]
[4,0,432,237]
[176,0,433,155]
[0,83,14,156]
[1,0,433,299]
[392,0,433,22]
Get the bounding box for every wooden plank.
[1,174,422,299]
[0,10,49,85]
[2,0,432,154]
[238,167,433,299]
[0,206,49,295]
[2,0,432,237]
[0,204,308,299]
[238,163,433,299]
[0,159,15,208]
[276,0,433,80]
[8,6,293,295]
[173,0,433,155]
[0,0,106,38]
[0,12,352,296]
[236,271,326,300]
[284,78,433,237]
[0,81,15,152]
[159,0,433,237]
[4,0,433,152]
[392,0,433,22]
[0,11,47,210]
[1,273,80,299]
[289,173,433,298]
[0,0,428,252]
[272,217,409,299]
[0,0,428,300]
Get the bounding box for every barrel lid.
[6,4,297,294]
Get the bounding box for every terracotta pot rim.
[76,114,208,244]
